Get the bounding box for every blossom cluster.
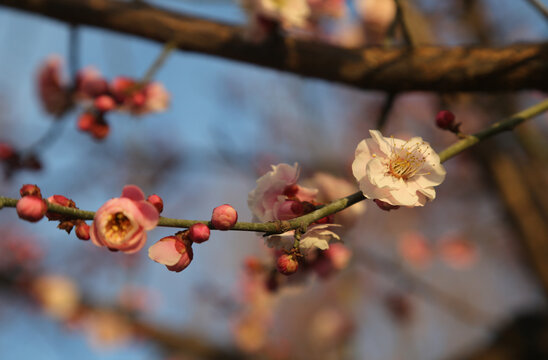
[37,56,170,140]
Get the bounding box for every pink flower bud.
[148,236,193,272]
[276,254,299,275]
[188,223,210,244]
[435,110,455,130]
[90,121,110,140]
[75,222,90,240]
[20,184,42,198]
[373,199,400,211]
[110,77,136,103]
[0,143,14,160]
[75,67,108,99]
[211,204,238,230]
[147,194,163,214]
[16,196,48,222]
[94,95,116,112]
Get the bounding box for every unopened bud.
[435,110,455,130]
[94,95,116,112]
[16,196,47,222]
[276,253,299,275]
[147,194,163,214]
[211,204,238,230]
[75,222,90,240]
[188,223,210,244]
[20,184,42,198]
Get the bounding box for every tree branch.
[1,0,548,92]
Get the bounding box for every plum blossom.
[355,0,397,44]
[90,185,159,254]
[266,224,341,253]
[352,130,446,207]
[241,0,311,29]
[32,275,80,321]
[248,163,317,222]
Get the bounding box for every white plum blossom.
[241,0,311,29]
[265,224,341,253]
[248,163,317,222]
[352,130,446,207]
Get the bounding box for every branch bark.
[1,0,548,92]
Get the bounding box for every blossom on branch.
[352,130,446,207]
[148,235,193,272]
[90,185,159,254]
[37,56,70,116]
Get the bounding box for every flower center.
[387,141,427,180]
[104,212,133,244]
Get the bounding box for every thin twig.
[526,0,548,21]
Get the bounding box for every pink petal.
[121,185,145,201]
[135,201,160,230]
[148,238,181,266]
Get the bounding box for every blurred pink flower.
[352,130,446,207]
[248,162,317,222]
[37,56,70,115]
[438,235,478,269]
[241,0,311,29]
[397,232,433,268]
[74,66,109,101]
[355,0,397,44]
[308,0,346,18]
[91,185,159,254]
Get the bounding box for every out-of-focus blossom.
[355,0,397,44]
[438,235,478,269]
[84,310,132,349]
[352,130,446,207]
[306,172,366,226]
[248,163,317,222]
[91,185,159,254]
[276,253,299,275]
[397,232,432,268]
[109,77,169,115]
[32,275,80,321]
[241,0,311,29]
[37,56,70,116]
[313,242,352,277]
[75,67,109,100]
[436,110,456,130]
[148,235,193,272]
[308,0,346,19]
[309,308,354,347]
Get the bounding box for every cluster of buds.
[148,204,237,272]
[0,142,42,178]
[37,57,170,140]
[46,194,90,240]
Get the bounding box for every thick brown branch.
[1,0,548,92]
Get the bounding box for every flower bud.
[94,95,116,112]
[373,199,400,211]
[75,222,90,240]
[20,184,42,198]
[77,112,95,131]
[188,223,210,244]
[46,195,76,220]
[276,254,299,275]
[90,121,110,140]
[147,194,164,214]
[435,110,455,130]
[149,236,193,272]
[211,204,238,230]
[16,196,47,222]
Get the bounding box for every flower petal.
[121,185,146,201]
[148,238,181,266]
[135,201,160,230]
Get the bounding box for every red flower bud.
[211,204,238,230]
[188,223,210,244]
[435,110,455,130]
[90,121,110,140]
[20,184,42,198]
[75,222,90,240]
[276,254,299,275]
[147,194,164,214]
[16,196,47,222]
[0,143,14,160]
[77,112,95,132]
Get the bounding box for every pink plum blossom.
[438,235,477,269]
[248,163,317,222]
[397,232,433,268]
[90,185,159,254]
[352,130,446,207]
[148,236,193,272]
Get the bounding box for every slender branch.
[1,0,548,92]
[140,40,177,85]
[2,98,548,233]
[526,0,548,21]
